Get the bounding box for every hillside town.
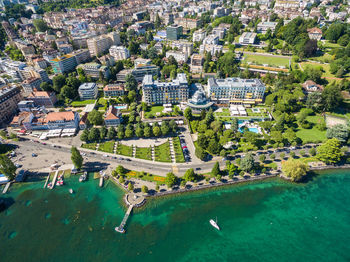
[0,0,350,193]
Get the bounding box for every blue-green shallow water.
[1,170,350,262]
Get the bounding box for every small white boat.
[69,188,73,194]
[79,172,87,182]
[210,217,220,230]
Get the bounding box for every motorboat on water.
[210,217,220,230]
[69,188,74,194]
[79,172,87,182]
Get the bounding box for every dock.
[43,173,51,189]
[115,204,134,233]
[99,176,104,187]
[50,170,59,189]
[2,182,11,194]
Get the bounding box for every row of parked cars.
[179,135,190,162]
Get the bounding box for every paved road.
[11,138,318,177]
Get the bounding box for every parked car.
[32,153,37,157]
[195,167,201,171]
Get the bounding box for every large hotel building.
[207,78,266,105]
[0,86,22,126]
[142,74,189,105]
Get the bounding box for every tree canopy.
[316,138,343,164]
[281,158,309,182]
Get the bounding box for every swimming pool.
[239,127,259,133]
[114,105,127,110]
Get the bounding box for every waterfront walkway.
[115,204,134,233]
[2,182,11,194]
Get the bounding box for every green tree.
[211,161,220,177]
[125,73,137,91]
[128,182,134,191]
[240,153,255,173]
[309,147,316,156]
[165,172,177,188]
[141,185,148,194]
[116,165,126,175]
[316,138,343,164]
[33,19,48,32]
[119,176,125,184]
[161,121,170,136]
[99,126,107,139]
[40,82,53,92]
[0,155,16,180]
[153,126,161,137]
[107,127,116,139]
[80,129,89,142]
[195,146,208,160]
[183,168,196,182]
[88,127,100,141]
[259,154,266,163]
[326,124,349,143]
[71,146,83,170]
[52,74,66,93]
[281,158,309,182]
[322,85,342,112]
[184,107,193,121]
[87,110,103,126]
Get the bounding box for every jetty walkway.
[2,182,11,194]
[115,204,134,233]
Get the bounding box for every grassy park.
[172,137,185,163]
[81,143,97,150]
[135,146,152,160]
[243,53,290,67]
[296,115,327,143]
[117,143,133,157]
[98,141,115,153]
[155,141,172,162]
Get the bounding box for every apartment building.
[45,111,80,130]
[78,83,98,100]
[22,77,42,93]
[103,84,125,97]
[193,29,207,42]
[142,73,189,105]
[166,25,183,40]
[0,86,23,126]
[104,106,122,126]
[257,22,278,34]
[174,17,201,30]
[87,32,120,57]
[239,32,257,45]
[76,63,110,79]
[170,40,193,57]
[207,77,266,104]
[50,54,78,74]
[27,91,57,107]
[166,51,188,63]
[109,45,130,60]
[71,49,91,64]
[191,54,204,73]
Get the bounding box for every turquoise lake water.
[1,170,350,262]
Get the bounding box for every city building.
[45,111,79,130]
[170,40,193,57]
[104,105,122,126]
[174,17,201,30]
[199,34,223,55]
[0,86,23,126]
[27,91,57,107]
[71,49,91,64]
[142,73,189,105]
[193,29,207,42]
[187,84,214,112]
[18,100,35,112]
[50,54,77,74]
[307,27,322,41]
[207,77,266,104]
[76,63,110,79]
[191,54,204,73]
[22,77,42,93]
[103,84,125,97]
[78,83,98,100]
[239,32,257,45]
[87,32,120,57]
[166,25,183,40]
[256,22,278,34]
[109,45,130,60]
[166,51,188,63]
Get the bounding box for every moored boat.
[210,217,220,230]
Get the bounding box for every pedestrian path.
[132,145,136,158]
[113,141,117,154]
[151,145,155,161]
[169,138,176,164]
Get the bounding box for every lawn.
[135,146,152,160]
[125,170,166,185]
[296,115,327,143]
[323,41,341,49]
[155,141,172,162]
[243,53,290,67]
[117,143,133,157]
[98,141,115,153]
[97,98,108,106]
[147,105,164,114]
[172,137,185,163]
[299,62,333,78]
[81,143,97,150]
[71,100,96,107]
